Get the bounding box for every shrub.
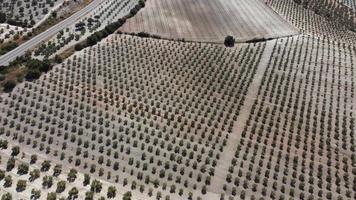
[137,32,150,38]
[3,80,16,92]
[54,55,63,63]
[123,191,132,200]
[139,0,145,7]
[74,43,84,51]
[47,192,56,200]
[25,69,41,80]
[224,35,235,47]
[11,146,20,156]
[31,189,41,200]
[107,186,117,198]
[16,180,27,192]
[0,12,6,23]
[0,73,5,81]
[1,192,12,200]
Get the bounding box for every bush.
[74,43,84,51]
[0,12,6,23]
[25,69,41,80]
[0,41,18,55]
[0,73,5,81]
[137,32,150,38]
[139,0,145,7]
[224,35,235,47]
[16,180,27,192]
[54,55,63,63]
[26,59,51,72]
[3,80,16,92]
[1,192,12,200]
[123,192,132,200]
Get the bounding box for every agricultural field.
[220,35,356,200]
[35,0,139,57]
[0,143,137,200]
[339,0,356,10]
[0,34,269,199]
[120,0,298,43]
[267,0,356,44]
[0,0,355,199]
[0,0,64,28]
[0,24,27,43]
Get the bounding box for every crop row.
[0,34,266,200]
[267,0,356,44]
[222,35,355,200]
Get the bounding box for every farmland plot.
[339,0,356,10]
[120,0,298,43]
[0,0,64,28]
[221,35,356,200]
[267,0,356,44]
[0,143,135,200]
[0,34,268,199]
[0,24,27,43]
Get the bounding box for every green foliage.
[41,160,51,171]
[74,43,83,51]
[85,191,94,200]
[11,146,20,156]
[0,12,6,23]
[53,165,62,177]
[139,0,145,7]
[25,69,41,80]
[29,169,40,182]
[0,41,18,56]
[123,191,132,200]
[56,180,66,193]
[6,158,15,171]
[4,175,12,187]
[3,80,16,92]
[91,179,102,193]
[107,186,117,198]
[83,174,91,186]
[42,176,53,189]
[68,187,79,199]
[16,180,27,192]
[0,170,5,180]
[30,154,37,164]
[24,59,52,81]
[31,189,41,200]
[17,163,29,175]
[0,140,8,149]
[67,168,77,182]
[224,35,235,47]
[47,192,56,200]
[1,193,12,200]
[54,55,63,63]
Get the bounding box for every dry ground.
[120,0,299,43]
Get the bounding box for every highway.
[0,0,104,66]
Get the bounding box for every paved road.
[0,0,104,66]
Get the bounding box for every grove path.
[209,40,276,194]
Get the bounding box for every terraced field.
[120,0,298,43]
